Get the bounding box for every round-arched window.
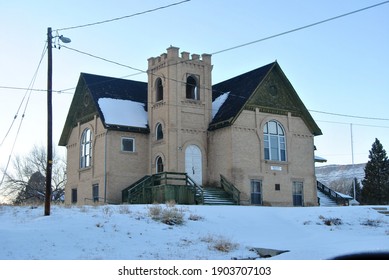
[156,123,163,140]
[156,78,163,102]
[263,120,286,161]
[186,75,199,100]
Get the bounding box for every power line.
[0,43,47,146]
[210,0,389,55]
[55,0,191,32]
[0,42,47,187]
[60,45,146,73]
[0,86,73,94]
[316,120,389,129]
[310,110,389,121]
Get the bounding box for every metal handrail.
[317,181,349,206]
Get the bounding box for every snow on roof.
[212,91,230,119]
[98,98,148,128]
[315,155,327,163]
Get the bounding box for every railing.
[122,172,203,204]
[317,181,350,206]
[220,174,240,205]
[84,197,118,205]
[122,175,151,203]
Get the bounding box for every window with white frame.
[263,120,286,161]
[80,128,92,168]
[121,137,135,152]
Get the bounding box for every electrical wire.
[210,0,389,55]
[60,45,146,73]
[310,110,389,121]
[0,43,47,146]
[55,0,191,32]
[0,43,47,187]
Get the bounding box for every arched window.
[263,120,286,161]
[186,75,199,100]
[156,156,164,173]
[156,78,163,102]
[80,128,92,168]
[156,123,163,140]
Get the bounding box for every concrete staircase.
[317,190,338,207]
[203,187,236,205]
[371,207,389,216]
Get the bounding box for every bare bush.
[148,204,185,225]
[200,234,238,253]
[188,213,204,221]
[319,216,342,226]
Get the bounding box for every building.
[59,46,322,206]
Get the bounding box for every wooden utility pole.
[44,27,53,216]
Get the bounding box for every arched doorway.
[185,145,202,185]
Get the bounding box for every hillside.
[315,163,366,187]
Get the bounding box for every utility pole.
[45,27,53,216]
[350,123,356,201]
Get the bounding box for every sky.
[1,0,389,180]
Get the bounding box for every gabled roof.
[211,62,275,128]
[59,73,148,146]
[209,61,322,136]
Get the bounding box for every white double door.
[185,145,202,186]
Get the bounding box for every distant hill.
[315,163,366,187]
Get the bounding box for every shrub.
[148,204,162,219]
[320,216,342,226]
[161,207,184,225]
[188,213,204,221]
[361,219,382,227]
[118,205,131,215]
[148,204,185,225]
[200,234,238,253]
[102,206,113,217]
[213,237,238,252]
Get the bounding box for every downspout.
[104,130,108,203]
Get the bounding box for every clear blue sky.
[1,0,389,177]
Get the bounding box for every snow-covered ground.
[1,204,388,260]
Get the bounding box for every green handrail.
[220,174,240,205]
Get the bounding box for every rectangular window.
[251,180,262,205]
[275,184,280,191]
[71,188,77,204]
[292,181,304,206]
[92,184,99,203]
[121,137,135,152]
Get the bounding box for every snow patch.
[98,98,148,128]
[212,92,229,119]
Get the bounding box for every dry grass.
[200,234,238,253]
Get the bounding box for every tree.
[361,138,389,205]
[0,145,66,204]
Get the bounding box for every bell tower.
[147,46,212,184]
